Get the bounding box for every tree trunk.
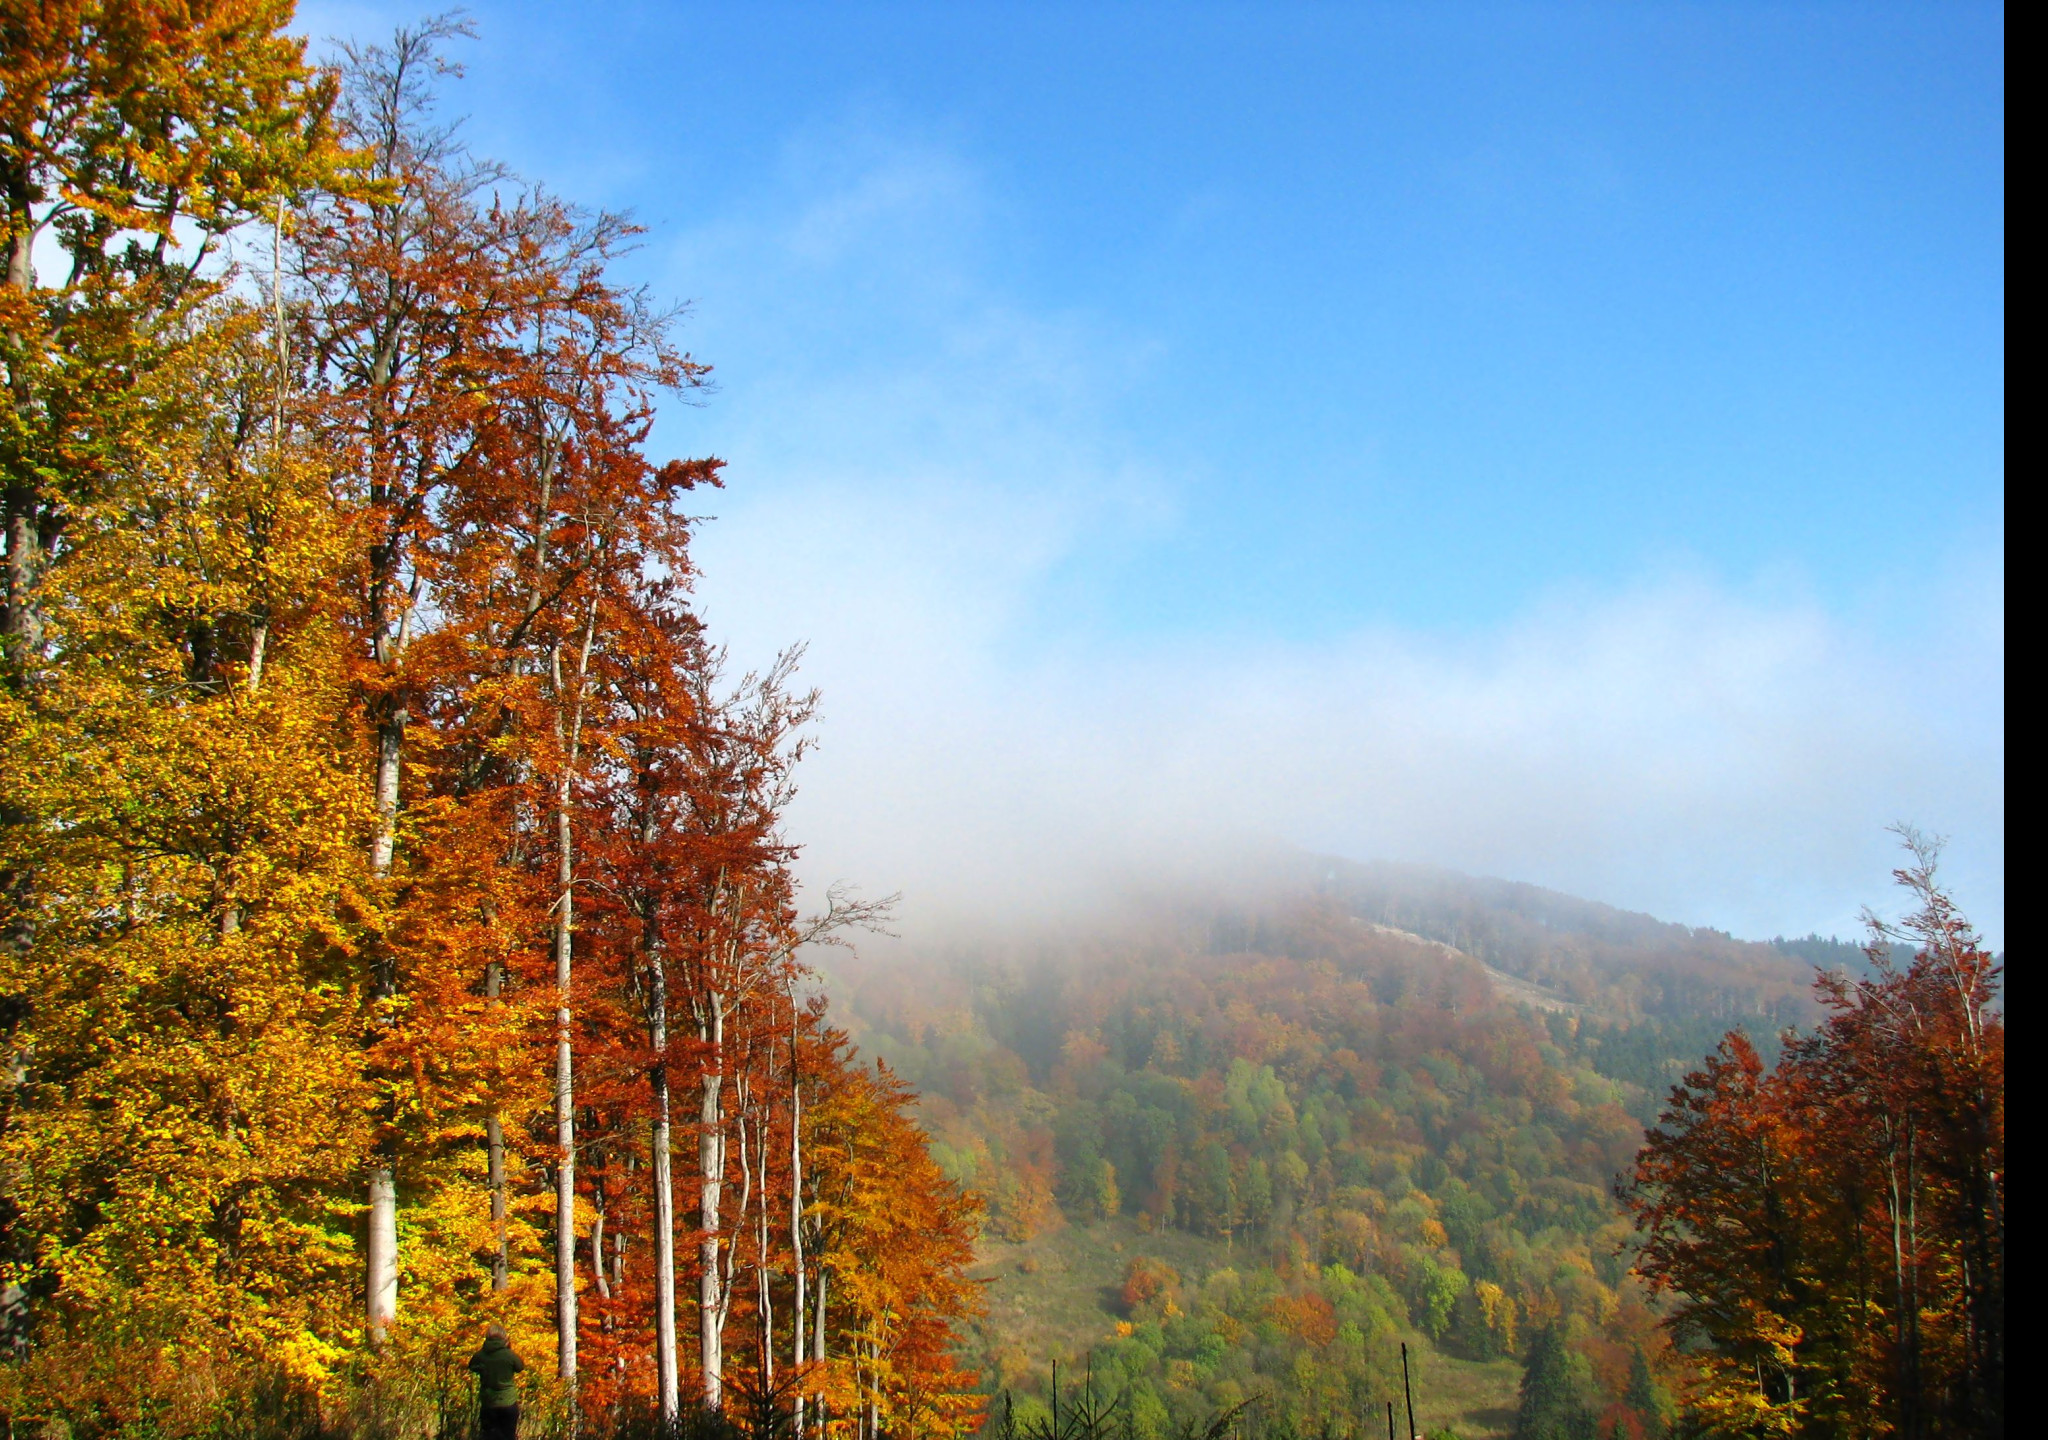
[790,1010,807,1436]
[486,958,509,1291]
[865,1336,879,1440]
[589,1170,610,1302]
[698,998,726,1410]
[633,762,680,1420]
[3,219,41,674]
[550,602,598,1384]
[553,774,578,1381]
[718,1046,752,1367]
[756,1103,774,1388]
[365,715,403,1340]
[650,975,680,1422]
[3,497,41,669]
[370,719,402,874]
[485,1113,508,1290]
[367,1166,397,1334]
[7,227,33,294]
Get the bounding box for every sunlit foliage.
[0,9,981,1436]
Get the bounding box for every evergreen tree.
[1513,1324,1595,1440]
[1623,1345,1668,1438]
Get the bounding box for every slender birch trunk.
[365,712,403,1339]
[485,1109,508,1290]
[865,1336,879,1440]
[649,952,680,1422]
[698,882,753,1407]
[248,195,286,697]
[553,758,578,1381]
[627,754,681,1420]
[590,1166,610,1301]
[716,1050,753,1369]
[814,1267,828,1365]
[551,598,599,1383]
[790,1004,807,1436]
[697,997,727,1408]
[755,1101,775,1389]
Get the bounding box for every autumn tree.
[1,0,344,1377]
[0,288,375,1419]
[1,0,338,675]
[288,16,516,1338]
[805,1038,986,1439]
[657,643,814,1410]
[0,13,994,1432]
[1626,834,2003,1438]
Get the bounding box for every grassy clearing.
[964,1217,1522,1439]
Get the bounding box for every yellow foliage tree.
[0,301,373,1419]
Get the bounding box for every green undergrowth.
[965,1217,1520,1440]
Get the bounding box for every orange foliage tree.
[1626,832,2002,1438]
[1,12,988,1436]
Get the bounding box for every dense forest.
[832,884,1728,1437]
[1628,838,2002,1438]
[835,856,2000,1439]
[1,8,977,1436]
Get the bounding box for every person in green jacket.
[467,1323,525,1439]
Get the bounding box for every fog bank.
[696,529,2002,946]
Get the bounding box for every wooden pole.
[1402,1341,1417,1440]
[1386,1398,1397,1440]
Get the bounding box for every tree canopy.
[0,11,980,1436]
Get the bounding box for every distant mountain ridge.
[1300,855,1858,1024]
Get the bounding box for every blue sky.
[302,2,2004,941]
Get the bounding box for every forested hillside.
[1311,859,1826,1025]
[831,876,1759,1437]
[833,856,2000,1440]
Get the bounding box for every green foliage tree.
[1623,1346,1668,1438]
[1192,1141,1235,1238]
[1514,1324,1596,1440]
[1409,1254,1465,1342]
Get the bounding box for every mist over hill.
[1305,856,1866,1022]
[833,850,1858,1029]
[811,858,1877,1436]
